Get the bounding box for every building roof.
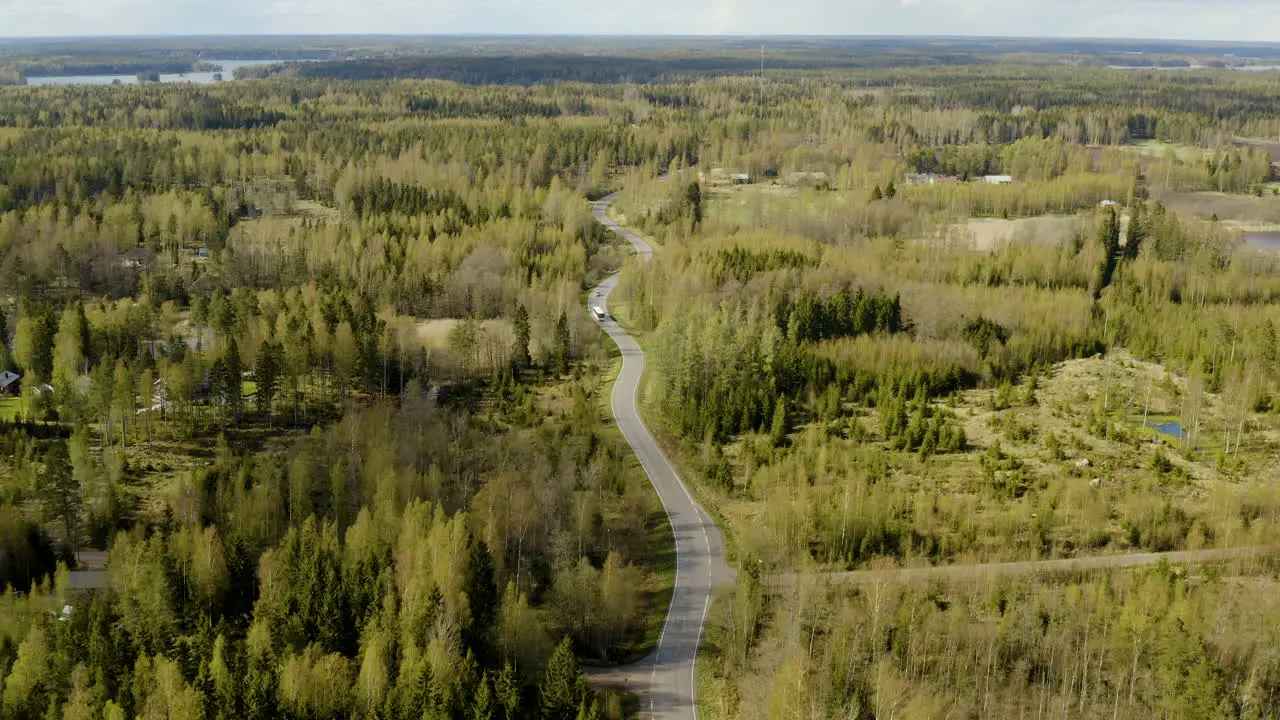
[0,370,19,389]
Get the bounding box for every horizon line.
[2,33,1280,46]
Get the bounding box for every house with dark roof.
[0,370,20,396]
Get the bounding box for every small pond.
[1143,418,1188,441]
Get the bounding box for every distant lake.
[1108,65,1195,71]
[25,59,284,87]
[1244,231,1280,251]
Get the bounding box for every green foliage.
[711,246,813,284]
[962,316,1009,359]
[684,182,703,230]
[540,638,589,720]
[552,312,572,377]
[769,398,789,448]
[776,286,905,344]
[511,304,532,374]
[7,50,1280,720]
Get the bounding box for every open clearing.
[1121,140,1213,162]
[951,214,1084,250]
[413,317,515,351]
[1232,136,1280,162]
[1159,190,1280,224]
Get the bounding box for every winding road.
[587,193,732,720]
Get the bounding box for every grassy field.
[0,396,21,421]
[1122,139,1214,162]
[952,214,1084,250]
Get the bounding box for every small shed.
[730,173,752,185]
[983,175,1014,185]
[0,370,20,396]
[1100,199,1119,208]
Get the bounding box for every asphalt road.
[587,193,732,720]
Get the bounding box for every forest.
[2,44,1280,720]
[0,75,703,720]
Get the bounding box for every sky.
[1,0,1278,42]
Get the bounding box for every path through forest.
[769,546,1270,590]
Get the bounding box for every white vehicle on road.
[591,305,608,320]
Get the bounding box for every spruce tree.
[540,638,584,720]
[225,338,242,418]
[685,181,703,229]
[770,398,789,447]
[473,674,494,720]
[512,304,532,374]
[256,341,282,418]
[466,536,498,657]
[494,664,520,720]
[553,312,571,377]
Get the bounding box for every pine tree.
[40,440,80,554]
[870,184,883,202]
[884,180,897,199]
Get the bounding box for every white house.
[983,175,1014,185]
